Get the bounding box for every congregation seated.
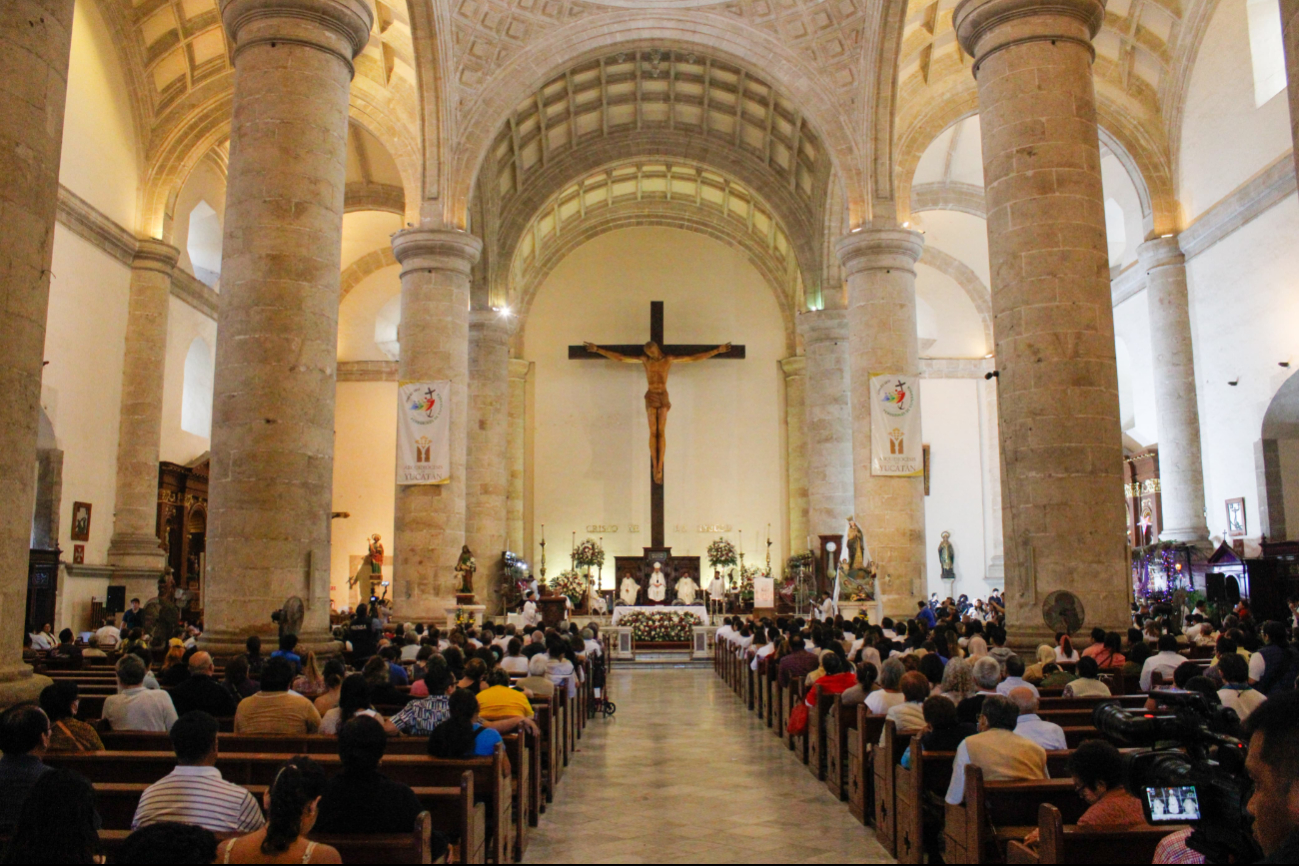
[319,674,399,736]
[1140,635,1187,691]
[1023,740,1150,848]
[1217,652,1266,723]
[840,661,878,708]
[361,655,407,706]
[94,617,121,651]
[314,717,423,838]
[234,657,321,735]
[1009,687,1068,751]
[49,628,83,668]
[919,694,976,753]
[777,635,818,689]
[937,657,979,711]
[880,671,930,744]
[428,689,503,758]
[500,639,529,675]
[39,680,103,752]
[291,651,325,698]
[217,756,341,864]
[391,657,454,736]
[517,653,556,698]
[477,668,535,722]
[157,642,190,688]
[995,654,1040,698]
[945,694,1047,805]
[269,633,303,676]
[955,656,1002,724]
[223,655,260,702]
[29,624,56,651]
[545,638,578,698]
[119,821,218,864]
[313,660,346,714]
[1023,645,1056,685]
[1,767,99,864]
[104,653,178,732]
[170,651,238,719]
[865,658,906,715]
[1062,656,1112,698]
[132,711,264,834]
[0,704,52,835]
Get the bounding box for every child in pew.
[1020,740,1151,849]
[218,757,341,864]
[428,689,504,758]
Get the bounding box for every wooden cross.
[570,301,745,548]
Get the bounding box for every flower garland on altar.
[546,569,587,607]
[573,538,605,569]
[618,610,703,642]
[707,538,738,569]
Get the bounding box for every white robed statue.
[674,572,698,605]
[619,573,640,607]
[588,583,608,615]
[647,563,668,602]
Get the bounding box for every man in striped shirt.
[131,711,264,833]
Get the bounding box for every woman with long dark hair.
[319,674,398,736]
[427,689,502,759]
[313,659,347,715]
[0,768,99,864]
[217,757,340,864]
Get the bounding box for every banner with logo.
[869,373,923,477]
[397,381,451,485]
[754,576,775,608]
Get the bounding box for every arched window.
[187,200,223,288]
[1247,0,1287,106]
[181,337,214,438]
[374,293,401,361]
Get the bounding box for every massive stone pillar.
[781,356,809,562]
[836,228,927,618]
[506,359,532,556]
[107,241,180,569]
[466,311,512,613]
[798,310,854,558]
[1138,237,1209,543]
[1281,0,1299,182]
[390,229,482,621]
[0,0,72,704]
[955,0,1130,636]
[204,0,372,657]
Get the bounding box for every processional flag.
[397,381,451,485]
[870,373,923,477]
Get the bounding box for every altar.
[610,605,708,627]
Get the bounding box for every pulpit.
[538,595,569,628]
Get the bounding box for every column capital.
[391,227,482,277]
[221,0,373,68]
[954,0,1104,74]
[1136,235,1185,272]
[131,238,180,275]
[508,358,533,381]
[780,355,807,379]
[797,308,849,346]
[833,227,924,278]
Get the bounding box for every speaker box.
[105,585,126,614]
[1225,576,1242,606]
[1205,573,1226,604]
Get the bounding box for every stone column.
[1281,0,1299,182]
[955,0,1130,637]
[0,0,72,704]
[836,228,927,618]
[107,240,180,569]
[390,229,482,621]
[466,310,512,614]
[780,357,809,562]
[203,0,372,658]
[506,359,532,555]
[978,373,1006,586]
[1138,237,1209,543]
[798,310,854,564]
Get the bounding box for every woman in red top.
[1024,740,1149,846]
[805,653,857,706]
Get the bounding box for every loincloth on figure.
[644,389,671,411]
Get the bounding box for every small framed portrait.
[70,501,93,542]
[72,545,85,565]
[1225,498,1247,538]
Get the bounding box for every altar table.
[610,604,709,626]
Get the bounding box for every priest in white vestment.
[674,573,698,605]
[522,593,539,627]
[619,575,640,607]
[648,563,668,602]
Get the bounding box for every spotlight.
[984,371,1000,381]
[1228,379,1239,386]
[1281,361,1291,368]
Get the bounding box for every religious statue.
[938,531,956,581]
[845,517,867,575]
[647,562,668,603]
[619,571,640,607]
[455,545,477,596]
[674,571,698,606]
[583,339,733,485]
[368,534,384,576]
[141,570,181,648]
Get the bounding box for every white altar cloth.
[610,605,709,626]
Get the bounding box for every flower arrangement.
[573,538,605,569]
[546,569,587,607]
[707,537,738,568]
[737,564,759,600]
[454,608,475,629]
[618,610,702,642]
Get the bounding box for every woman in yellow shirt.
[475,669,535,721]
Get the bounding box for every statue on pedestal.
[142,570,181,648]
[938,532,956,582]
[455,545,477,597]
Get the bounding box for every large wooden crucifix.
[570,301,744,547]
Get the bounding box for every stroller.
[589,643,616,718]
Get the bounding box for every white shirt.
[94,625,121,648]
[735,635,753,657]
[522,601,538,627]
[996,677,1040,698]
[501,655,530,675]
[1140,651,1186,691]
[132,765,264,833]
[751,643,775,671]
[400,644,422,662]
[30,632,55,650]
[583,639,602,658]
[864,690,905,716]
[1248,652,1267,682]
[1054,648,1080,663]
[1217,686,1266,723]
[1014,714,1068,751]
[103,686,178,733]
[715,626,735,644]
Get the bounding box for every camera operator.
[1244,690,1299,862]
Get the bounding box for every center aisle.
[523,667,894,864]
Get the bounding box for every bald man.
[169,651,237,719]
[1008,687,1068,752]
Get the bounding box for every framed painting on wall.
[70,502,92,542]
[1225,498,1247,538]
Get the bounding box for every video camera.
[1093,691,1261,863]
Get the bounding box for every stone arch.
[916,244,993,353]
[444,13,868,229]
[513,203,800,354]
[1259,374,1299,540]
[340,246,398,303]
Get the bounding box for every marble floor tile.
[521,667,894,864]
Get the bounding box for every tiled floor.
[522,667,894,864]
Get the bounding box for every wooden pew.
[806,683,836,782]
[847,708,886,826]
[943,766,1085,865]
[47,745,515,864]
[872,720,905,856]
[1005,804,1183,865]
[824,693,853,800]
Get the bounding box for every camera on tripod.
[1093,691,1261,863]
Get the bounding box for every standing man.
[522,592,539,628]
[122,598,143,631]
[708,570,726,617]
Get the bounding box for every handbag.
[787,702,809,736]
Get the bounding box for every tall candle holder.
[539,525,547,582]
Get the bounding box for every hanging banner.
[870,373,923,477]
[397,381,451,485]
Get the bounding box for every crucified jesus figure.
[583,339,732,485]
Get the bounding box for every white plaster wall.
[160,297,217,464]
[920,379,988,599]
[915,263,988,358]
[43,228,131,564]
[1279,439,1299,540]
[60,0,140,229]
[1188,198,1299,542]
[338,265,401,362]
[330,381,398,608]
[915,211,991,288]
[1179,0,1293,221]
[1113,288,1160,447]
[522,228,788,568]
